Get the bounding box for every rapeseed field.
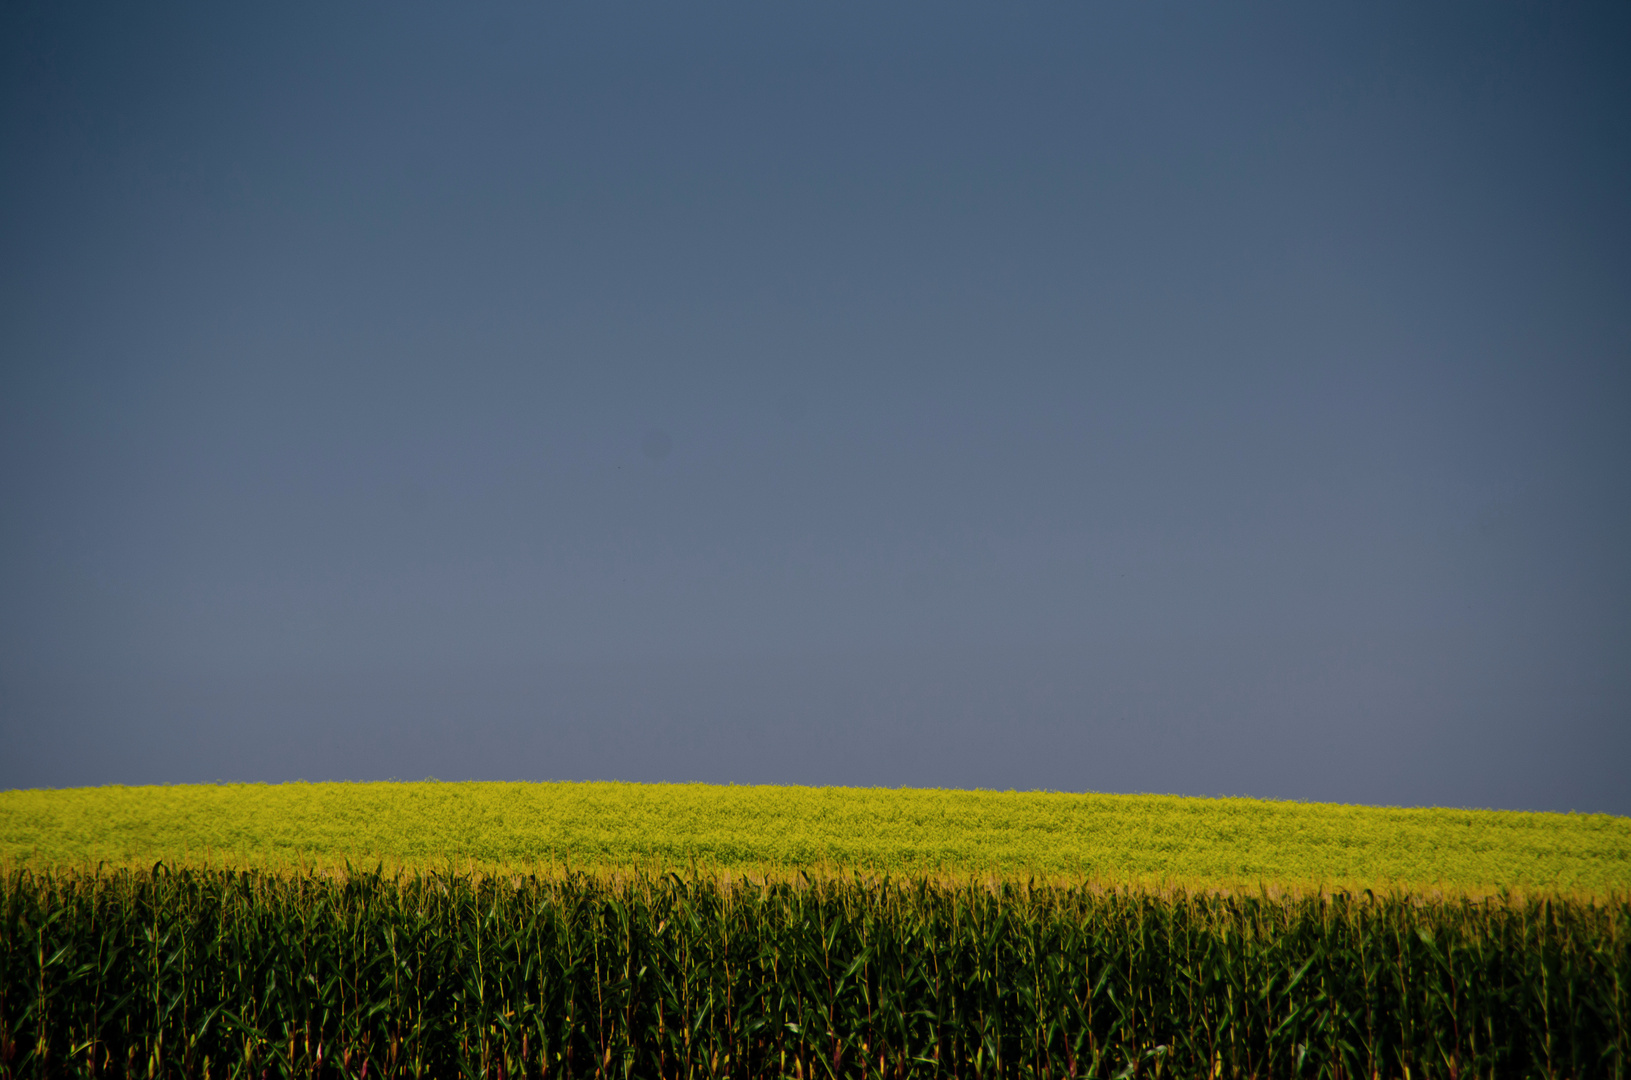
[2,780,1625,895]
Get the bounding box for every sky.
[2,1,1628,813]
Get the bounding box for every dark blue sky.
[3,1,1628,812]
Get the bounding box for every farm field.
[4,782,1630,1076]
[2,779,1627,895]
[4,866,1628,1078]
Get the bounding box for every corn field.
[2,867,1627,1079]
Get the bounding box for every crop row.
[1,868,1627,1079]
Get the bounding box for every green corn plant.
[2,868,1629,1079]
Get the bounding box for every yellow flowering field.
[2,780,1626,895]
